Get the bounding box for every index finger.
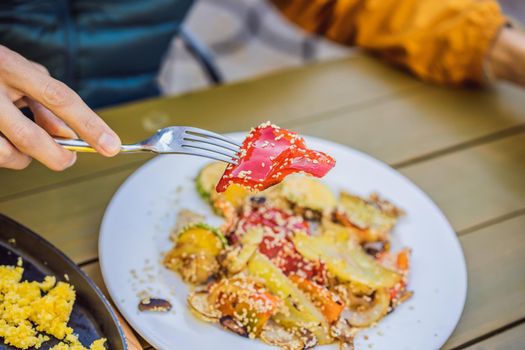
[2,52,121,156]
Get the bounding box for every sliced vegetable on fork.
[216,122,336,193]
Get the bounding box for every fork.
[53,126,242,164]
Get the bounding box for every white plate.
[99,134,467,350]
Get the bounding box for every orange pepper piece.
[290,275,345,324]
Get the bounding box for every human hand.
[0,45,121,170]
[487,27,525,86]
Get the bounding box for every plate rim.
[99,133,468,350]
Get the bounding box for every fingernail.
[66,152,77,168]
[98,132,121,155]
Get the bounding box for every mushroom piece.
[250,196,267,207]
[138,298,172,312]
[219,316,248,338]
[362,241,387,257]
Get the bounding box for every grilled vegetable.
[368,192,405,217]
[222,227,264,275]
[336,192,398,242]
[320,217,361,243]
[331,315,356,346]
[237,207,327,284]
[260,321,305,350]
[247,253,332,344]
[289,275,345,324]
[170,209,205,242]
[220,316,249,337]
[138,298,172,312]
[396,249,410,271]
[375,248,411,274]
[196,162,226,200]
[339,289,390,327]
[187,290,221,322]
[292,232,401,289]
[175,223,226,251]
[164,224,226,284]
[261,321,317,350]
[281,175,337,213]
[216,123,335,193]
[195,162,251,216]
[171,142,414,348]
[211,184,250,214]
[363,241,388,257]
[208,276,279,337]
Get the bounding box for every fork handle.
[54,138,146,153]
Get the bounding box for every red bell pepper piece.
[216,122,335,193]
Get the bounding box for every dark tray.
[0,214,127,350]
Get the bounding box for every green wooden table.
[1,54,524,350]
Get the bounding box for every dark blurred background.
[500,0,525,21]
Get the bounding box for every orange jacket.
[269,0,506,85]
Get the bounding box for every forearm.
[270,0,506,86]
[487,27,525,85]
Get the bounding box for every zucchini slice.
[195,162,251,216]
[281,175,337,213]
[164,223,226,284]
[195,162,227,200]
[176,223,226,251]
[170,209,205,242]
[172,222,226,247]
[247,253,332,344]
[292,232,400,289]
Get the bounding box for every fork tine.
[180,148,237,165]
[183,127,243,147]
[181,141,239,158]
[181,142,239,160]
[182,134,240,153]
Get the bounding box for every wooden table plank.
[443,215,525,349]
[290,84,525,167]
[0,156,153,203]
[0,56,421,201]
[400,133,525,233]
[463,323,525,350]
[0,167,138,263]
[81,213,525,350]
